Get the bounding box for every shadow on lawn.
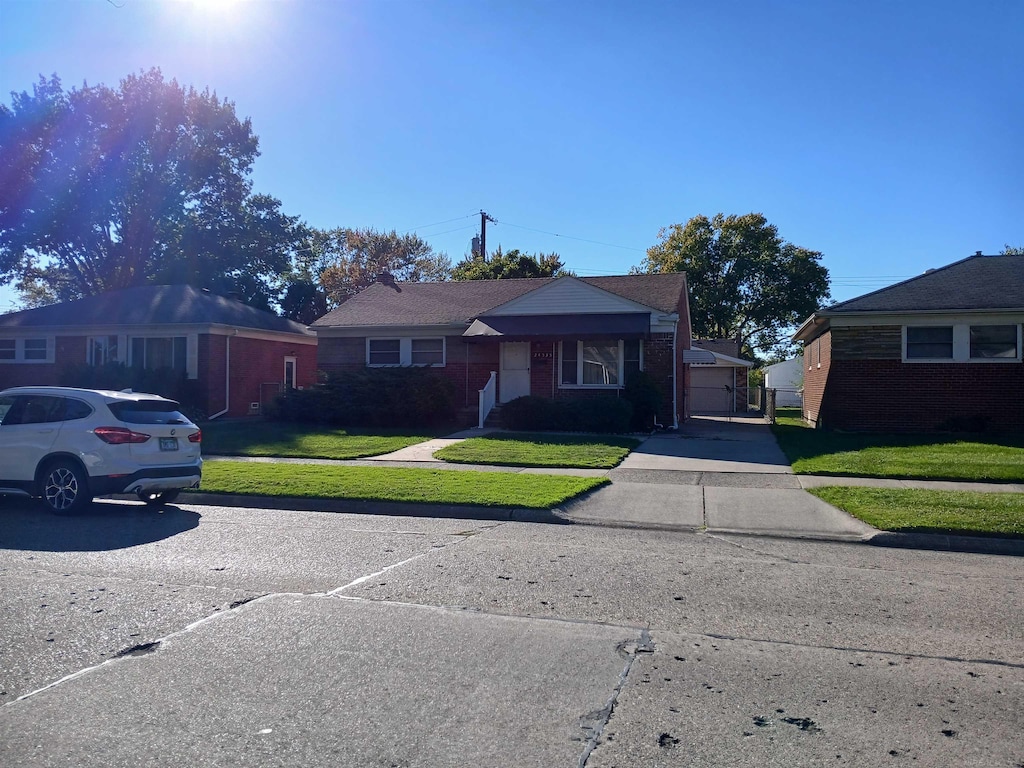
[771,423,1024,482]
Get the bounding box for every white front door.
[499,342,531,403]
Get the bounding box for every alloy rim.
[44,468,78,510]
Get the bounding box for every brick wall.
[202,334,317,418]
[0,336,82,389]
[643,332,678,425]
[317,336,500,412]
[806,324,1024,432]
[801,330,832,426]
[820,359,1024,432]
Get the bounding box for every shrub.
[502,396,560,431]
[623,371,662,431]
[502,395,633,433]
[269,367,456,429]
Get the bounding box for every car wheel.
[41,460,92,516]
[137,490,180,506]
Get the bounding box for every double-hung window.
[411,338,444,365]
[905,327,954,360]
[367,339,401,366]
[0,337,52,363]
[904,324,1021,362]
[367,338,445,367]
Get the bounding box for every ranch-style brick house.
[0,284,317,418]
[794,252,1024,432]
[311,273,696,428]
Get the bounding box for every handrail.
[478,370,497,428]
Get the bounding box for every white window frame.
[87,335,121,366]
[284,356,297,389]
[902,324,1022,363]
[366,337,446,367]
[558,339,643,389]
[127,335,191,375]
[411,337,445,366]
[0,336,54,364]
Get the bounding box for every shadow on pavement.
[0,498,201,552]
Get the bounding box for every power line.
[399,212,478,235]
[421,224,477,238]
[497,221,647,253]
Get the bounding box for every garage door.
[689,368,734,413]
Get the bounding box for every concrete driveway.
[619,413,792,474]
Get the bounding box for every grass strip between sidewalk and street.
[200,421,434,460]
[433,432,641,469]
[808,486,1024,538]
[196,461,607,509]
[772,408,1024,483]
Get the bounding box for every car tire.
[40,460,92,516]
[137,490,181,506]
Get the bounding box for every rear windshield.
[107,400,191,425]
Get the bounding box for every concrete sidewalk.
[200,414,1023,554]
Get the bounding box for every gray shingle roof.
[826,254,1024,313]
[311,273,687,327]
[0,284,313,335]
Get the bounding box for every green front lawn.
[433,432,640,469]
[198,461,607,509]
[200,421,434,460]
[772,408,1024,483]
[809,486,1024,538]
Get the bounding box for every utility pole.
[479,210,496,261]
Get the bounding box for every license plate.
[159,437,178,451]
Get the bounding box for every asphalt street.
[1,497,1022,767]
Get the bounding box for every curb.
[866,530,1024,557]
[178,492,568,526]
[172,493,1024,557]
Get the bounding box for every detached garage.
[685,339,752,414]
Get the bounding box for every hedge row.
[267,367,457,428]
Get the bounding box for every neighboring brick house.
[311,273,695,428]
[0,284,317,418]
[794,253,1024,432]
[687,338,752,413]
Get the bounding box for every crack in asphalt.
[698,631,1024,670]
[577,628,655,768]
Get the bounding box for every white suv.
[0,386,202,514]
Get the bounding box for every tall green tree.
[0,69,305,309]
[1001,245,1024,255]
[451,247,568,280]
[286,227,451,312]
[637,213,830,354]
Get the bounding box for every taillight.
[94,426,151,444]
[188,430,202,444]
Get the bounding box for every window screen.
[368,339,401,366]
[906,327,953,359]
[23,338,47,360]
[411,338,444,365]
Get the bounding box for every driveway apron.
[564,415,876,541]
[619,414,793,475]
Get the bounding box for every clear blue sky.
[1,0,1021,313]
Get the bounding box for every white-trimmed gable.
[484,276,661,317]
